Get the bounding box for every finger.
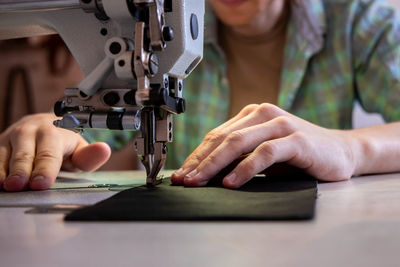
[29,129,66,190]
[172,104,285,183]
[3,128,36,191]
[0,143,10,189]
[171,105,257,184]
[209,104,261,133]
[182,116,295,186]
[223,134,306,188]
[68,142,111,172]
[176,105,258,170]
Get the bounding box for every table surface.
[1,170,400,267]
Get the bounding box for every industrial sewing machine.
[0,0,205,185]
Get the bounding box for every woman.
[1,0,400,191]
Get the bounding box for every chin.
[218,14,255,27]
[210,0,258,26]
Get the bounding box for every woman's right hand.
[0,113,111,191]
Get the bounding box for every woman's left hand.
[171,103,363,188]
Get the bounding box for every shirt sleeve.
[353,0,400,122]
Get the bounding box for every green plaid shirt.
[86,0,400,169]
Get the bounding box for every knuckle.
[256,103,282,120]
[241,104,259,115]
[274,116,295,133]
[204,130,225,144]
[242,159,258,175]
[13,125,36,137]
[226,131,245,145]
[37,125,58,139]
[205,153,219,166]
[291,132,309,147]
[31,167,51,177]
[36,149,59,162]
[185,152,203,167]
[9,169,29,177]
[13,151,34,163]
[225,131,246,151]
[257,141,276,159]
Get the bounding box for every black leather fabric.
[65,176,317,221]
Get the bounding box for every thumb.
[69,142,111,172]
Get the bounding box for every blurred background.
[388,0,400,8]
[0,1,399,169]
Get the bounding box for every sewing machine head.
[0,0,205,185]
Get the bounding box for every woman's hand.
[0,113,111,191]
[171,104,365,188]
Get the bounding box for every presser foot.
[142,151,166,187]
[146,175,163,187]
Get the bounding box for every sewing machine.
[0,0,205,185]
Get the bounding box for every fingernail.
[224,173,237,184]
[173,168,184,177]
[30,176,50,190]
[184,169,198,180]
[4,175,28,191]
